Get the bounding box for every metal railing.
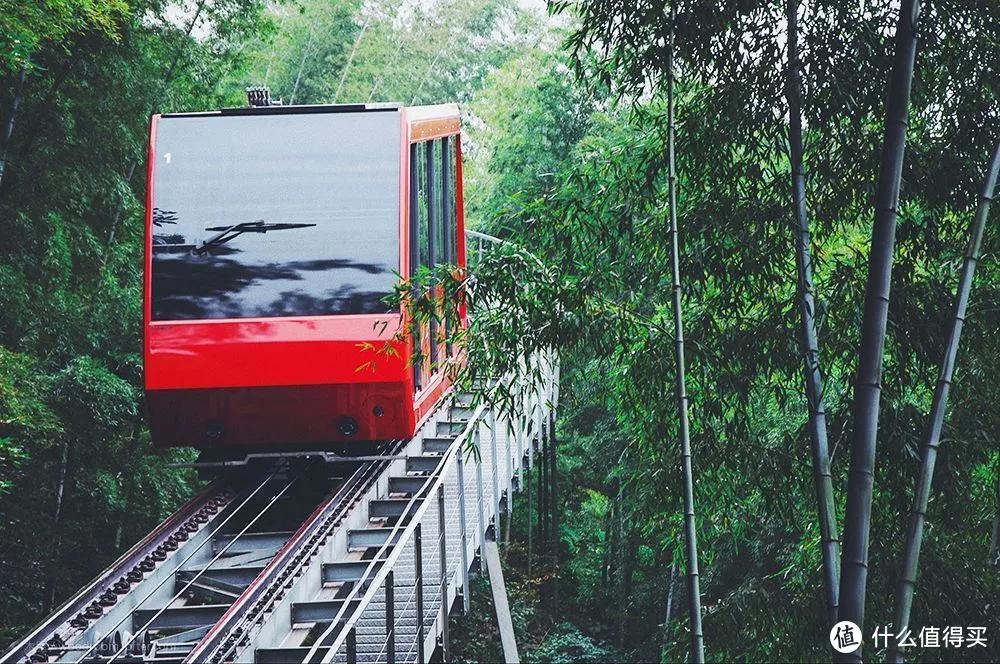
[465,229,504,270]
[2,228,558,664]
[304,351,558,664]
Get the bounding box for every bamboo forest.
[1,0,998,662]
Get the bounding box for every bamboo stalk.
[667,6,704,662]
[527,440,533,576]
[837,2,922,659]
[617,487,626,648]
[289,23,317,106]
[888,139,1000,663]
[660,557,677,659]
[786,0,840,628]
[550,412,559,606]
[0,66,27,191]
[333,12,374,102]
[990,473,1000,566]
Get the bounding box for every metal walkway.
[4,353,558,664]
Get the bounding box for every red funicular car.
[144,101,465,450]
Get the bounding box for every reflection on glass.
[417,143,429,270]
[151,111,401,320]
[448,137,458,258]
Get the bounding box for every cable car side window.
[409,141,423,393]
[449,136,458,260]
[433,140,447,268]
[441,135,455,356]
[417,143,430,272]
[151,111,400,320]
[426,140,440,368]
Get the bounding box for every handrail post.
[515,416,524,491]
[526,428,533,575]
[415,523,425,664]
[504,417,513,513]
[554,355,561,409]
[489,410,500,533]
[347,626,357,664]
[475,425,487,548]
[438,485,450,662]
[535,386,542,452]
[457,450,470,613]
[526,388,535,469]
[386,569,395,664]
[538,426,546,549]
[536,391,544,450]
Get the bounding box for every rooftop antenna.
[246,86,283,107]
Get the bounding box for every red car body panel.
[143,105,465,449]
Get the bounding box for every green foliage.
[0,349,61,494]
[465,47,595,227]
[239,0,540,107]
[526,622,620,664]
[0,0,127,72]
[401,1,1000,659]
[1,0,998,660]
[0,0,560,650]
[0,0,272,643]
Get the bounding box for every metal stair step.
[435,421,465,436]
[347,528,402,550]
[388,476,429,495]
[406,456,442,474]
[421,437,454,454]
[321,559,387,584]
[290,598,362,624]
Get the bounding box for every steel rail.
[310,361,555,664]
[168,452,414,470]
[71,474,278,663]
[307,403,488,664]
[1,482,230,664]
[197,394,483,664]
[310,419,479,662]
[106,476,297,662]
[300,459,456,663]
[188,456,390,663]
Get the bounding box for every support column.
[489,411,500,535]
[538,426,552,555]
[547,415,556,547]
[457,452,470,614]
[536,434,544,550]
[386,570,395,664]
[415,524,425,664]
[516,416,524,491]
[550,411,559,604]
[347,627,357,664]
[437,485,449,662]
[505,420,514,522]
[475,427,487,556]
[484,539,521,664]
[526,439,533,575]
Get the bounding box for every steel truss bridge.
[5,232,558,664]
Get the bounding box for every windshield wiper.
[194,220,317,254]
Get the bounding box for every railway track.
[4,352,559,664]
[3,461,373,664]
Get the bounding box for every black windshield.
[151,110,401,321]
